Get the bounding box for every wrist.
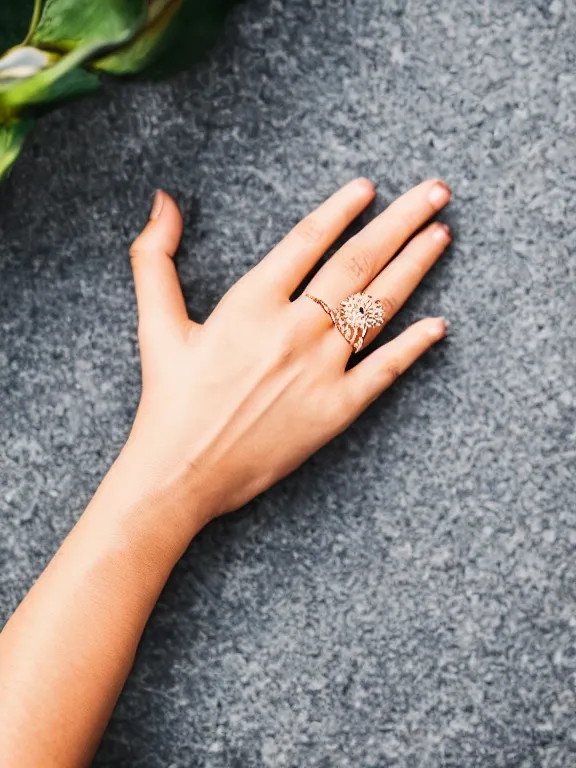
[87,442,213,566]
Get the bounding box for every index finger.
[252,178,375,296]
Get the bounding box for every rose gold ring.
[305,291,386,353]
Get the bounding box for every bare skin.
[0,178,451,767]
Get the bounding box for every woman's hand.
[0,178,451,768]
[124,178,451,535]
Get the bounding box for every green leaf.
[0,0,242,183]
[0,118,34,179]
[0,43,100,120]
[94,0,183,75]
[29,0,146,51]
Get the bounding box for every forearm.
[0,448,203,768]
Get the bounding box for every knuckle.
[379,295,397,319]
[129,242,152,267]
[382,360,402,383]
[129,242,142,262]
[388,193,425,231]
[130,243,171,267]
[341,244,373,281]
[293,215,325,244]
[395,205,419,232]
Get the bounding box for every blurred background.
[1,0,575,766]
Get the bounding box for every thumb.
[129,190,190,335]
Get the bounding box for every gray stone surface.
[1,0,576,765]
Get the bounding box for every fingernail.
[355,177,376,196]
[433,222,452,242]
[431,317,448,339]
[429,181,451,210]
[149,190,164,221]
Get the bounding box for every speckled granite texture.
[1,0,576,766]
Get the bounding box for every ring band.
[306,291,385,353]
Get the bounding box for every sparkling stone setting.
[306,291,386,353]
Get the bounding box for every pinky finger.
[342,317,447,416]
